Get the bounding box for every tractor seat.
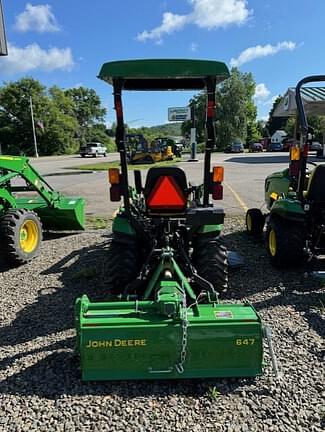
[144,166,188,213]
[305,164,325,202]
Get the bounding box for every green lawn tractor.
[75,59,278,381]
[0,156,85,265]
[246,75,325,268]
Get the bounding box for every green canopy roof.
[98,59,229,90]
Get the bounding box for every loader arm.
[0,156,85,231]
[0,156,60,207]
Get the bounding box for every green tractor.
[0,156,85,265]
[246,75,325,268]
[75,59,278,381]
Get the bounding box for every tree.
[181,68,259,149]
[216,68,254,147]
[265,96,288,136]
[86,123,115,152]
[65,87,106,145]
[0,78,81,155]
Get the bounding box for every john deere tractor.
[75,59,277,381]
[246,75,325,268]
[0,156,85,265]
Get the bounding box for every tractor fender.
[196,224,223,236]
[264,168,290,210]
[112,214,136,237]
[269,198,305,222]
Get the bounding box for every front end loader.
[0,156,85,265]
[75,59,277,381]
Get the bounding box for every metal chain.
[175,287,188,374]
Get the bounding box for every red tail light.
[110,184,121,202]
[212,183,223,200]
[147,176,186,211]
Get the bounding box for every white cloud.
[254,83,270,100]
[137,12,188,42]
[191,0,251,29]
[14,3,60,33]
[190,42,198,52]
[230,41,296,67]
[137,0,251,42]
[262,95,278,106]
[0,43,74,75]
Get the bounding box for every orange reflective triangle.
[147,176,186,210]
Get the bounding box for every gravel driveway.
[0,217,324,432]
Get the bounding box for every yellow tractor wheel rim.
[269,229,277,257]
[20,220,39,253]
[247,214,252,231]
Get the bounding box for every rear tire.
[192,236,228,293]
[106,237,139,295]
[266,217,305,267]
[0,209,43,265]
[246,208,265,236]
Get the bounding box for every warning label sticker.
[215,311,233,319]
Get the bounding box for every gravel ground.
[0,217,324,432]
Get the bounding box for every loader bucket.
[75,295,263,381]
[15,196,85,231]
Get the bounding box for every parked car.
[80,142,107,158]
[282,138,297,151]
[310,141,322,151]
[224,142,244,153]
[269,142,283,152]
[249,142,263,152]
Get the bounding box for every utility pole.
[29,96,39,158]
[188,104,198,162]
[0,0,8,56]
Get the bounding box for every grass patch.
[207,386,221,401]
[86,215,111,230]
[69,158,181,171]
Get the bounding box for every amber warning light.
[147,176,187,211]
[108,168,120,184]
[108,168,121,201]
[212,166,224,200]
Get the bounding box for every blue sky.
[1,0,325,127]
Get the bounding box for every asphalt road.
[29,151,320,217]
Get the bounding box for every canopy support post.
[113,79,130,214]
[203,77,216,207]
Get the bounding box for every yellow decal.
[0,156,15,160]
[270,192,278,201]
[86,339,147,348]
[236,338,255,346]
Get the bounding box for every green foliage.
[207,386,221,400]
[125,122,182,144]
[265,96,288,136]
[65,87,106,145]
[308,116,325,142]
[216,68,249,147]
[86,215,109,230]
[0,78,109,156]
[86,124,115,152]
[181,68,259,149]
